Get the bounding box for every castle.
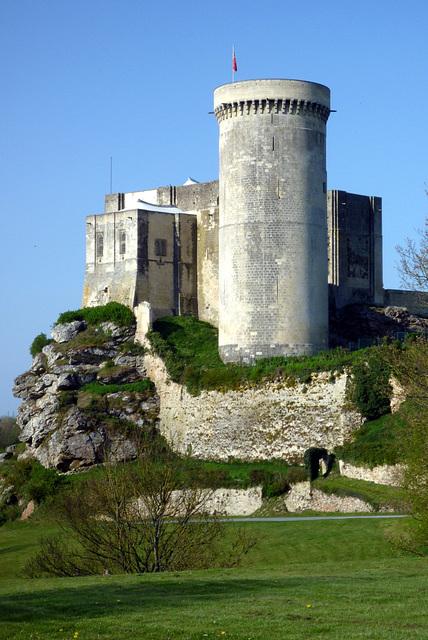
[82,79,416,362]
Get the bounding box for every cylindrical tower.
[214,79,331,363]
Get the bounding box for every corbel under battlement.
[214,98,330,123]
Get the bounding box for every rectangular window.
[155,239,167,256]
[119,231,126,255]
[96,233,104,258]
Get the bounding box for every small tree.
[396,188,428,290]
[30,333,52,358]
[352,351,391,421]
[385,338,428,554]
[27,452,258,576]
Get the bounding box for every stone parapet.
[214,97,330,123]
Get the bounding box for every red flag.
[232,52,237,72]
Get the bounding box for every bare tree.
[396,188,428,290]
[26,452,259,576]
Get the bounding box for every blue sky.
[1,0,427,415]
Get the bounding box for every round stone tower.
[214,79,331,363]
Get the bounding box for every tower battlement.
[214,79,330,123]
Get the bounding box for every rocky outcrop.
[330,304,428,348]
[13,321,159,471]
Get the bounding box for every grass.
[333,399,422,469]
[181,458,294,485]
[312,474,404,512]
[333,411,405,468]
[0,518,427,639]
[147,316,370,396]
[79,379,154,395]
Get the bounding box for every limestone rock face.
[51,320,87,343]
[13,322,158,471]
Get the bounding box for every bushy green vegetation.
[334,407,406,467]
[80,380,154,395]
[352,349,392,420]
[148,316,363,395]
[0,459,65,504]
[0,459,67,525]
[29,332,53,357]
[0,417,20,451]
[177,458,307,496]
[56,301,135,327]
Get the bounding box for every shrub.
[30,333,53,358]
[56,302,135,328]
[248,469,291,497]
[0,417,20,452]
[287,466,308,485]
[0,458,35,494]
[352,351,391,421]
[24,463,63,504]
[57,391,78,411]
[334,409,402,468]
[80,380,154,395]
[249,469,270,486]
[120,341,146,356]
[26,454,259,576]
[263,472,290,498]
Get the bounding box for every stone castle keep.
[82,78,394,362]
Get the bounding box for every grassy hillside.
[0,518,426,639]
[147,316,372,395]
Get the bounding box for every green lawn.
[0,517,427,639]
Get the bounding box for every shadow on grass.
[0,574,355,624]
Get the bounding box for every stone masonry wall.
[143,354,362,462]
[339,461,402,486]
[214,80,330,362]
[283,482,376,513]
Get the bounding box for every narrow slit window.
[119,231,126,254]
[96,233,104,258]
